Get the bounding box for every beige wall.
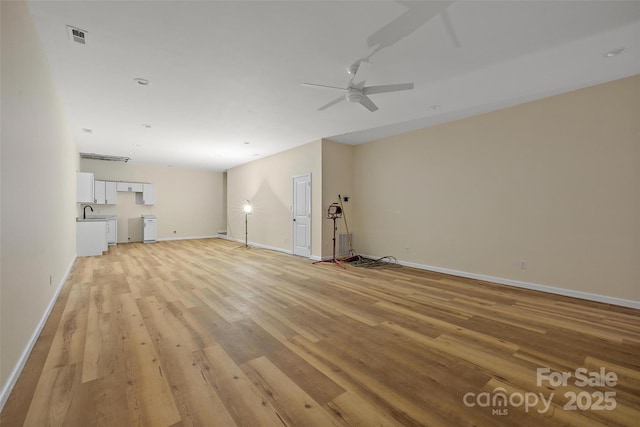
[1,0,78,400]
[321,140,355,258]
[80,159,225,242]
[353,75,640,303]
[226,140,322,256]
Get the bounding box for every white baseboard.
[360,255,639,309]
[157,235,218,242]
[310,255,335,261]
[223,236,293,255]
[0,256,76,412]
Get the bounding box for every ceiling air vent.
[80,153,130,163]
[66,25,87,45]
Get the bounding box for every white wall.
[226,140,322,256]
[321,140,354,258]
[352,75,640,304]
[1,0,78,406]
[80,159,225,242]
[225,139,357,259]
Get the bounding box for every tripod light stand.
[313,203,345,268]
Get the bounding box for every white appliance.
[142,215,157,243]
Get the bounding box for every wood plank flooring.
[2,238,639,426]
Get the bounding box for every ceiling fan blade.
[350,61,372,89]
[441,9,461,48]
[302,82,346,91]
[363,83,414,95]
[318,95,346,111]
[359,95,379,112]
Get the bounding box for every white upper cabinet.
[136,183,155,205]
[94,180,106,204]
[94,180,117,205]
[117,182,144,192]
[105,181,117,204]
[116,182,133,192]
[77,172,95,203]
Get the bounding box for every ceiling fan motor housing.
[346,88,364,103]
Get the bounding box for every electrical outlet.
[520,259,528,270]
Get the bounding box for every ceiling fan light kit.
[346,89,364,104]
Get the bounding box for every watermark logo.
[463,387,551,416]
[463,367,618,416]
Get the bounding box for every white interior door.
[292,173,311,257]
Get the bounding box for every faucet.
[83,205,94,219]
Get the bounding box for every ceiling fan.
[303,61,414,112]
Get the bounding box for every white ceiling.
[27,1,640,171]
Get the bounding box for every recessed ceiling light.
[133,78,150,86]
[141,124,151,128]
[82,128,93,133]
[604,47,626,58]
[253,153,260,157]
[244,141,250,145]
[131,143,141,147]
[430,105,442,111]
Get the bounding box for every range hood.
[80,152,130,162]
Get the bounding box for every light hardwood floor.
[2,238,639,426]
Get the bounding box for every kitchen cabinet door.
[105,181,117,204]
[116,182,131,192]
[143,219,157,242]
[94,180,106,204]
[76,220,107,256]
[136,183,155,205]
[143,183,155,205]
[77,172,95,203]
[106,218,117,244]
[117,182,144,192]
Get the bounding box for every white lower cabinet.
[106,218,117,245]
[142,215,157,243]
[77,220,107,256]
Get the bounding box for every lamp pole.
[243,200,252,248]
[245,211,248,248]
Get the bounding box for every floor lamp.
[243,200,252,248]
